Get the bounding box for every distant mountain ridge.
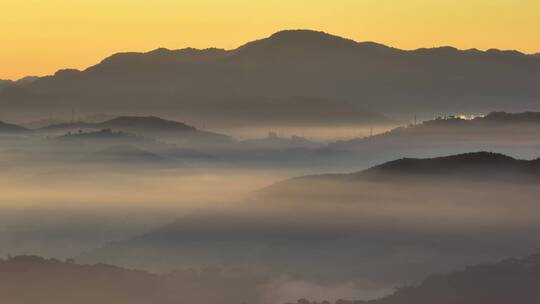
[1,30,538,126]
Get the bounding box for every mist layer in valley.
[3,111,540,303]
[4,141,540,301]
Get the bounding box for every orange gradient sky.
[1,0,539,80]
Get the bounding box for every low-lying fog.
[3,159,540,303]
[219,125,398,141]
[0,166,287,255]
[4,116,540,303]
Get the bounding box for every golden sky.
[1,0,539,80]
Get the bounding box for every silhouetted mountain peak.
[269,29,354,44]
[237,29,392,55]
[101,116,196,132]
[39,115,232,143]
[269,152,540,191]
[3,30,539,127]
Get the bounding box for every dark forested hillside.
[4,253,540,304]
[287,255,540,304]
[0,255,271,304]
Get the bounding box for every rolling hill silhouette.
[263,152,540,196]
[0,121,30,134]
[2,30,538,125]
[358,152,540,180]
[42,115,232,143]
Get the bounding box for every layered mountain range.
[1,30,539,126]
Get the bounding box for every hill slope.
[0,121,30,134]
[287,255,540,304]
[358,152,540,180]
[264,152,540,195]
[41,115,232,144]
[369,254,540,304]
